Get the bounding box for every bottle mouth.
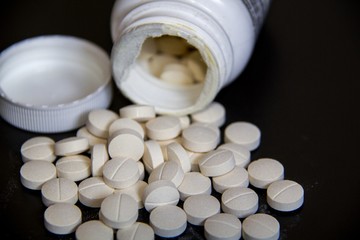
[111,23,220,116]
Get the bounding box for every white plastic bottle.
[111,0,271,115]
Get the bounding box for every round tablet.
[142,140,164,173]
[191,102,226,128]
[160,63,193,85]
[242,213,280,240]
[267,179,304,212]
[177,172,212,201]
[150,205,187,238]
[148,161,184,188]
[224,121,261,151]
[86,109,119,138]
[182,125,219,153]
[109,127,143,140]
[76,126,107,148]
[221,187,258,218]
[20,160,57,190]
[167,142,191,173]
[247,158,284,189]
[198,149,236,177]
[145,116,181,141]
[44,203,82,235]
[91,143,109,177]
[115,180,148,209]
[108,129,145,161]
[99,192,138,229]
[56,155,91,182]
[212,166,249,194]
[41,178,78,207]
[189,122,221,138]
[183,194,220,226]
[21,136,56,163]
[204,213,242,240]
[218,143,251,167]
[161,65,192,85]
[116,222,154,240]
[119,104,156,122]
[109,117,145,139]
[143,180,180,212]
[76,220,113,240]
[102,157,140,189]
[78,177,114,208]
[54,136,89,156]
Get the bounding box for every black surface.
[0,1,359,239]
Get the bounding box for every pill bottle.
[111,0,271,115]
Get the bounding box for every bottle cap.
[0,35,112,133]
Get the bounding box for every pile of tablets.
[138,36,207,85]
[19,102,304,240]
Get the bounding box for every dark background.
[0,0,359,239]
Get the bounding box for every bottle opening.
[112,28,219,115]
[136,36,207,87]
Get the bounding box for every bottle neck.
[111,1,233,115]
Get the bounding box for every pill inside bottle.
[138,36,207,83]
[134,36,208,111]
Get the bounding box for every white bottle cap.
[0,35,112,133]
